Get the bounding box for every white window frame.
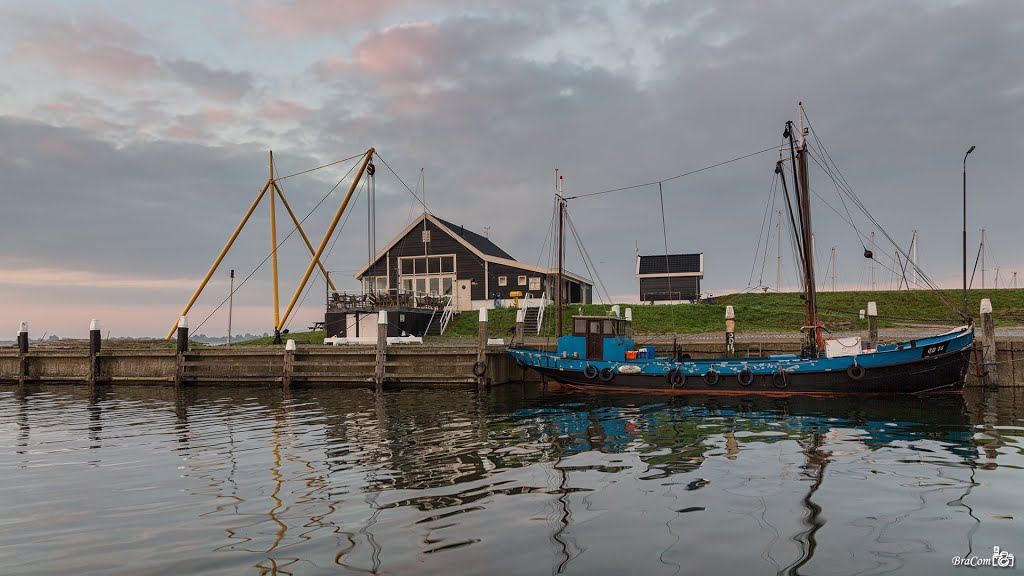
[518,275,527,286]
[529,277,541,291]
[498,276,507,286]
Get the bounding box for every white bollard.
[725,305,736,357]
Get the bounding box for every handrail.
[439,294,455,335]
[535,291,547,335]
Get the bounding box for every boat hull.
[508,328,974,395]
[525,349,968,394]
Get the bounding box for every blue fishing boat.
[509,107,975,394]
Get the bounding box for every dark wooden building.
[636,253,704,303]
[354,213,592,311]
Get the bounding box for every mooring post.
[88,319,101,386]
[515,308,525,346]
[374,311,387,390]
[725,305,736,358]
[477,307,488,390]
[175,316,188,387]
[283,339,296,389]
[867,302,878,347]
[980,298,996,386]
[17,321,28,386]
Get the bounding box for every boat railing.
[438,294,456,335]
[535,292,547,335]
[328,289,448,312]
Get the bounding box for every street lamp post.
[963,145,976,319]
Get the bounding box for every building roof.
[354,212,593,285]
[435,217,514,260]
[637,253,702,275]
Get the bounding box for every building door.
[586,320,603,360]
[457,279,473,311]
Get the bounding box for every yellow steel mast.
[269,151,281,330]
[278,148,375,331]
[166,149,366,340]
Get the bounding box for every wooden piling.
[867,302,878,347]
[374,311,387,390]
[980,298,996,386]
[725,305,736,358]
[88,319,101,387]
[17,321,28,386]
[515,308,524,346]
[477,307,488,390]
[283,339,296,389]
[175,316,188,387]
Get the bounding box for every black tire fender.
[584,364,599,379]
[847,363,866,381]
[472,361,488,377]
[772,371,788,389]
[599,367,615,382]
[668,368,685,388]
[703,370,720,386]
[737,369,755,387]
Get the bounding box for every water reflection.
[0,384,1022,575]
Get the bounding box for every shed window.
[498,276,507,286]
[518,275,527,286]
[529,277,541,291]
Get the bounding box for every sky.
[1,0,1022,338]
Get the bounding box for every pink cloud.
[245,0,431,35]
[9,14,251,101]
[14,38,162,80]
[256,99,310,121]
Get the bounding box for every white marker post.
[725,305,736,357]
[867,302,878,347]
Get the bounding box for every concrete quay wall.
[0,345,536,388]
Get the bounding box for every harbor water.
[1,384,1022,575]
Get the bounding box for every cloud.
[164,59,254,101]
[244,0,436,36]
[7,13,253,101]
[0,267,199,290]
[256,99,311,122]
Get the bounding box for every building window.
[529,277,541,291]
[498,276,507,286]
[518,275,527,286]
[399,255,454,276]
[362,276,388,293]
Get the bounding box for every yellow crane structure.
[166,147,375,341]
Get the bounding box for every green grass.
[244,289,1024,344]
[244,330,328,346]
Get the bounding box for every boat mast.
[556,174,565,338]
[787,104,819,355]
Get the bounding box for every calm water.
[1,384,1022,576]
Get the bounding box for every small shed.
[636,253,704,303]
